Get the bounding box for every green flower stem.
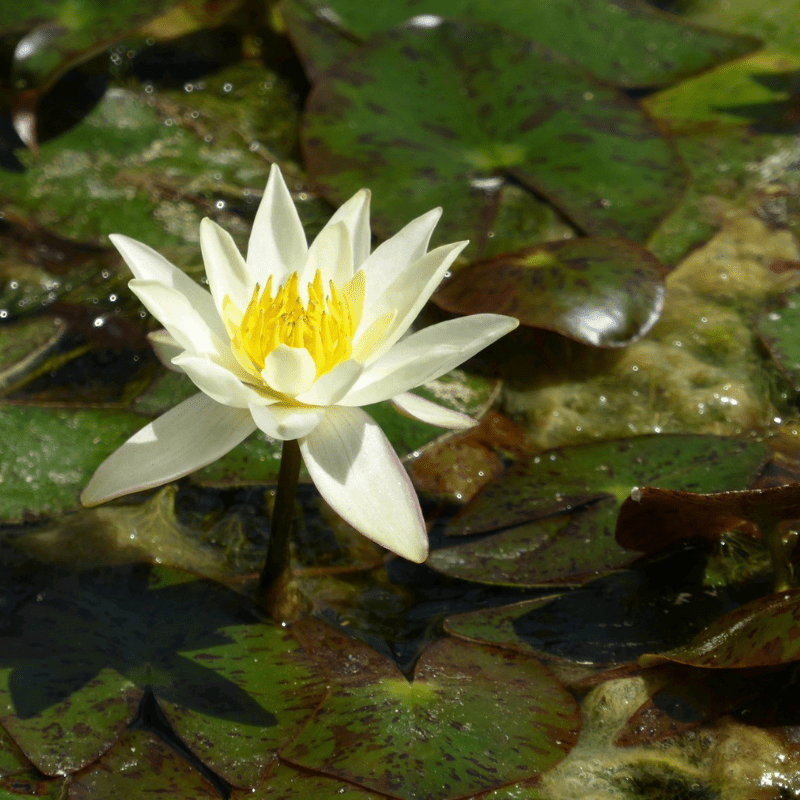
[257,438,303,622]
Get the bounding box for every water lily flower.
[81,166,518,562]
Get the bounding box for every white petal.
[321,188,371,269]
[148,330,183,371]
[300,407,427,562]
[261,344,317,396]
[129,280,229,357]
[200,218,250,313]
[296,359,363,406]
[173,353,272,408]
[303,220,353,289]
[249,404,325,440]
[247,166,308,286]
[391,392,477,430]
[110,234,224,338]
[342,314,519,406]
[358,207,441,313]
[81,394,256,506]
[358,240,469,363]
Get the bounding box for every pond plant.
[2,0,800,798]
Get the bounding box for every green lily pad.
[757,291,800,391]
[254,762,387,798]
[431,498,639,587]
[302,17,689,248]
[7,0,181,147]
[0,86,265,245]
[0,565,326,784]
[0,404,148,521]
[449,434,770,536]
[285,620,579,799]
[644,51,800,134]
[66,729,219,798]
[282,0,759,88]
[640,588,800,669]
[444,550,742,666]
[431,435,769,587]
[433,238,666,348]
[677,0,800,56]
[642,49,800,266]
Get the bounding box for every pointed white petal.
[173,353,272,408]
[303,220,353,288]
[296,359,363,406]
[391,392,477,429]
[249,404,325,440]
[261,344,317,396]
[321,188,371,269]
[200,218,250,313]
[110,234,221,330]
[247,166,307,285]
[148,330,183,371]
[342,314,519,406]
[81,394,256,506]
[300,407,427,562]
[358,240,469,363]
[358,207,441,312]
[129,280,228,357]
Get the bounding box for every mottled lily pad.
[433,238,666,348]
[450,435,769,536]
[66,729,219,798]
[640,588,800,669]
[757,291,800,391]
[282,0,759,87]
[285,620,579,799]
[431,498,639,587]
[254,762,387,798]
[445,551,739,665]
[430,435,769,586]
[0,565,326,784]
[302,17,689,248]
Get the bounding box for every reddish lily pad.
[616,483,800,554]
[285,620,579,799]
[640,589,800,669]
[0,565,326,784]
[282,0,759,87]
[433,238,666,348]
[302,17,689,247]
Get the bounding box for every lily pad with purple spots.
[282,0,759,87]
[285,619,579,799]
[302,17,689,248]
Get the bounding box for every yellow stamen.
[224,269,365,385]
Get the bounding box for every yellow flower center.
[225,269,366,383]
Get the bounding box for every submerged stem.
[760,515,796,594]
[257,438,303,622]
